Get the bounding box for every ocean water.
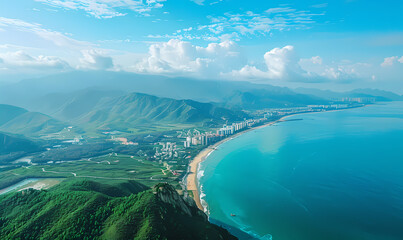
[199,102,403,240]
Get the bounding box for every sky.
[0,0,402,93]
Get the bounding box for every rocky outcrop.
[154,183,208,221]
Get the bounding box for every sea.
[198,102,403,240]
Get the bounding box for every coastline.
[186,115,292,211]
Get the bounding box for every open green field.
[0,154,181,191]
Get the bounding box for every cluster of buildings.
[332,97,376,103]
[183,119,268,148]
[154,142,179,160]
[183,133,220,147]
[216,121,248,136]
[261,104,351,118]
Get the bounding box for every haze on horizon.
[0,0,402,93]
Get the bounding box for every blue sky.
[0,0,402,92]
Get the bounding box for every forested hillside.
[0,180,237,240]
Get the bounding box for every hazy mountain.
[0,104,28,126]
[222,89,328,110]
[0,104,67,137]
[0,70,328,109]
[0,180,236,240]
[295,88,403,101]
[348,88,403,101]
[27,88,126,119]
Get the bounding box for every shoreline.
[186,114,293,211]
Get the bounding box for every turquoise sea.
[198,102,403,240]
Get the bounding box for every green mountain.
[0,104,67,137]
[0,132,42,155]
[29,89,126,120]
[0,180,236,240]
[0,132,43,164]
[38,91,248,131]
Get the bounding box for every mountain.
[72,92,248,130]
[0,132,43,164]
[0,132,42,155]
[28,88,126,120]
[0,104,67,137]
[221,89,328,110]
[295,88,403,101]
[0,104,28,126]
[0,71,328,109]
[347,88,403,101]
[0,180,236,240]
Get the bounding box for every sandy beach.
[186,116,291,211]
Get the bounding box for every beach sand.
[186,116,290,211]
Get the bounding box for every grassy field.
[0,154,180,191]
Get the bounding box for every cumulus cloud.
[134,39,245,77]
[79,50,114,70]
[134,41,369,83]
[230,45,306,81]
[35,0,166,18]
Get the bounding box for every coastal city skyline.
[1,0,402,93]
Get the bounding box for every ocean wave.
[198,184,210,214]
[238,225,273,240]
[197,170,204,180]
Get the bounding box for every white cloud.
[310,56,323,65]
[381,56,399,67]
[191,0,205,5]
[148,6,324,41]
[398,56,403,64]
[0,51,70,70]
[311,3,328,8]
[265,7,295,14]
[231,45,305,81]
[79,49,114,70]
[35,0,166,19]
[191,0,223,5]
[133,39,245,77]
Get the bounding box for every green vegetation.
[45,91,248,134]
[0,179,236,240]
[0,104,68,137]
[0,132,43,164]
[0,154,179,189]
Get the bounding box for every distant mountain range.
[294,88,403,101]
[0,71,332,110]
[1,71,402,137]
[0,91,248,136]
[222,89,327,110]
